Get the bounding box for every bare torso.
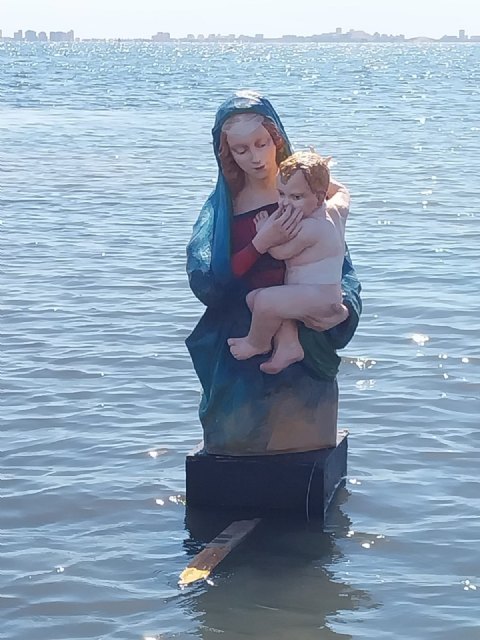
[283,203,346,305]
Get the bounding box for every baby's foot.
[260,342,304,374]
[228,336,271,360]
[254,210,269,232]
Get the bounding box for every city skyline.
[1,27,479,45]
[1,0,480,40]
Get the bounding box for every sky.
[1,0,480,40]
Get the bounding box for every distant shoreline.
[2,39,480,45]
[2,26,480,45]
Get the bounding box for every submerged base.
[185,430,348,520]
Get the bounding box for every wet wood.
[179,518,261,586]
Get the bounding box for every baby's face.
[276,170,319,216]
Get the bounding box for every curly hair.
[278,151,330,199]
[218,116,288,198]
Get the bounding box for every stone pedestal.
[185,430,348,520]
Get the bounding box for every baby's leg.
[260,320,304,374]
[250,284,332,343]
[228,285,326,361]
[259,284,338,372]
[228,288,271,360]
[245,288,263,311]
[229,284,334,361]
[228,286,289,360]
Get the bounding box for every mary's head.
[219,113,287,196]
[212,91,292,198]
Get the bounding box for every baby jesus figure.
[228,151,350,374]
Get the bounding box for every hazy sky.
[2,0,479,39]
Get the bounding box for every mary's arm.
[325,247,362,349]
[187,196,237,308]
[187,200,265,307]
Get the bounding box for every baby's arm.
[268,219,320,260]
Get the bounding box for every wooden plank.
[179,518,261,586]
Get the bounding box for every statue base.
[185,430,348,520]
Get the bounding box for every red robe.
[231,203,285,290]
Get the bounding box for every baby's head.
[277,151,331,216]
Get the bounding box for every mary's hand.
[302,303,349,332]
[252,204,303,253]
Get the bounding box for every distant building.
[14,30,23,41]
[49,30,74,42]
[25,30,37,41]
[281,34,302,42]
[311,32,331,41]
[255,33,264,40]
[152,31,171,42]
[459,29,467,40]
[336,27,342,35]
[38,31,48,42]
[348,29,371,42]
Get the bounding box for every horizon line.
[1,26,477,42]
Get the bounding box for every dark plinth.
[185,430,348,520]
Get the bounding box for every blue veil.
[187,90,292,308]
[186,91,362,455]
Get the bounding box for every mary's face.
[226,124,278,180]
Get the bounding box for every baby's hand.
[254,210,269,232]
